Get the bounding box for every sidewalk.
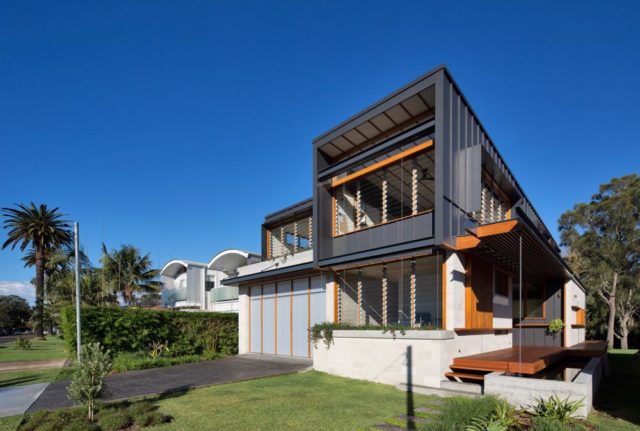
[0,359,67,372]
[0,383,49,417]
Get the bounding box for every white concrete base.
[484,356,604,418]
[313,330,511,388]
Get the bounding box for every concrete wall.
[313,330,511,388]
[445,252,465,330]
[485,356,604,417]
[238,286,249,354]
[565,279,586,347]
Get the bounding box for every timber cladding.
[464,255,494,329]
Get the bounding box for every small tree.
[68,342,112,421]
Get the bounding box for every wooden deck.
[450,340,607,376]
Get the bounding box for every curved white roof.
[160,259,207,278]
[208,249,260,275]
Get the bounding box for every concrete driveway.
[28,354,311,413]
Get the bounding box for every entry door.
[465,256,493,329]
[249,276,325,358]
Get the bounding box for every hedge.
[61,306,238,357]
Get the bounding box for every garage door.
[249,275,325,358]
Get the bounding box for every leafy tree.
[559,174,640,348]
[68,342,112,420]
[1,203,73,337]
[100,243,161,306]
[0,295,32,333]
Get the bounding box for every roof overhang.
[223,262,316,286]
[160,259,207,278]
[447,213,574,282]
[208,249,259,275]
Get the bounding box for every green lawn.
[0,367,73,388]
[147,370,433,431]
[0,337,68,362]
[589,349,640,431]
[0,416,21,431]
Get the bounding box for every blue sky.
[1,1,639,301]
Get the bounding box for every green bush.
[112,351,222,372]
[424,396,506,431]
[67,343,112,421]
[61,306,238,356]
[97,411,133,431]
[529,394,584,422]
[18,401,169,431]
[12,335,32,350]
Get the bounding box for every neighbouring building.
[223,65,605,414]
[160,249,260,312]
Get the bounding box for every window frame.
[331,139,435,237]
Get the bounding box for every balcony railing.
[162,286,187,306]
[208,286,239,303]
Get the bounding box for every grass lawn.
[589,349,640,430]
[0,416,22,431]
[147,370,433,431]
[0,366,75,388]
[0,337,68,362]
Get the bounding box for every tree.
[100,243,161,305]
[0,295,32,333]
[68,342,112,421]
[1,203,73,337]
[559,174,640,348]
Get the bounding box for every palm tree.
[100,243,161,305]
[1,203,72,337]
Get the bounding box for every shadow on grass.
[593,350,640,426]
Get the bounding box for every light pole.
[74,222,82,362]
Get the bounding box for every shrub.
[97,411,133,431]
[427,396,506,431]
[465,402,517,431]
[18,402,169,431]
[67,343,112,420]
[111,350,221,372]
[529,394,584,422]
[547,319,565,335]
[529,416,585,431]
[12,335,32,350]
[61,306,237,356]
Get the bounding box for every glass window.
[333,148,434,235]
[268,216,313,258]
[336,255,441,328]
[525,282,544,319]
[495,270,509,297]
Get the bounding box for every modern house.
[160,249,260,312]
[224,65,605,413]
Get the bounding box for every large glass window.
[512,280,545,320]
[336,255,441,328]
[268,216,313,259]
[333,147,434,236]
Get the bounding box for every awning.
[449,216,570,280]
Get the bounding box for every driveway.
[28,354,311,413]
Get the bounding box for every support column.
[411,159,418,215]
[410,260,416,328]
[357,274,363,325]
[382,266,388,326]
[381,172,388,223]
[355,182,362,230]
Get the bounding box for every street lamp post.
[74,222,82,362]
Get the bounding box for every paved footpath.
[0,383,49,417]
[28,354,311,413]
[0,359,67,372]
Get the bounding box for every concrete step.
[396,383,480,398]
[440,379,483,394]
[445,371,485,381]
